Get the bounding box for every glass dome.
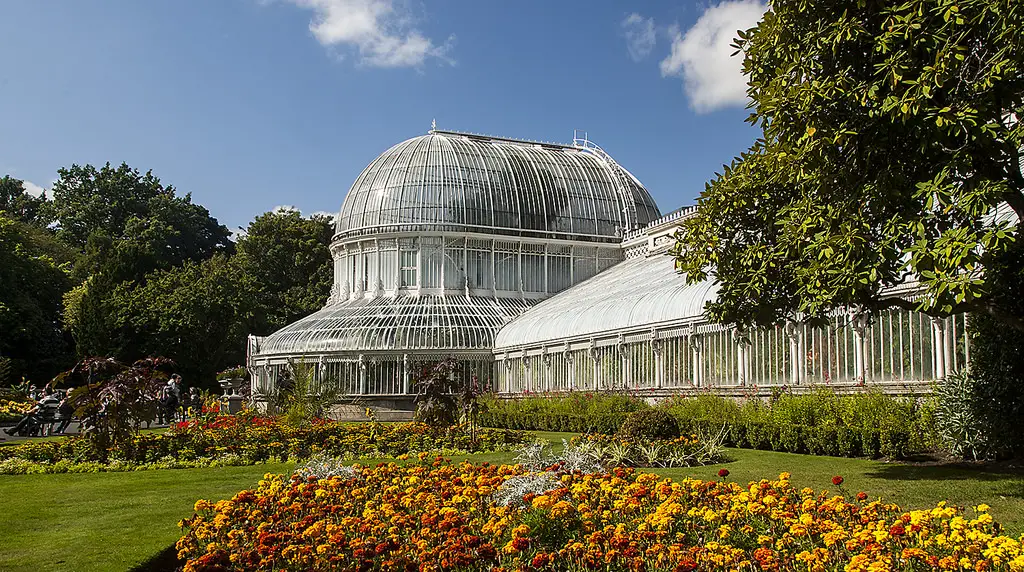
[335,130,661,242]
[256,295,536,357]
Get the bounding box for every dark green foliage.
[933,239,1024,460]
[0,175,51,227]
[234,209,334,333]
[478,392,647,434]
[673,0,1024,332]
[117,255,259,388]
[49,163,231,255]
[0,213,76,383]
[482,390,933,459]
[618,409,681,441]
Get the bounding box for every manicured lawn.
[2,431,1024,571]
[0,462,294,572]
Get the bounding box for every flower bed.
[177,460,1024,571]
[0,416,528,474]
[0,398,34,424]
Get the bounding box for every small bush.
[618,409,680,441]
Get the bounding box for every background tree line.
[0,164,333,389]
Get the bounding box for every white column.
[786,322,802,385]
[402,354,411,394]
[653,340,664,389]
[358,354,367,394]
[932,317,948,380]
[690,336,703,388]
[852,321,867,384]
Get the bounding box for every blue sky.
[0,0,765,234]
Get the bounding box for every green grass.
[2,432,1024,571]
[0,462,294,572]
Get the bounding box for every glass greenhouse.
[492,208,969,396]
[248,128,973,404]
[247,129,661,399]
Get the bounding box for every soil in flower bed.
[178,458,1024,571]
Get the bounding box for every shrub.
[412,358,460,428]
[618,409,680,441]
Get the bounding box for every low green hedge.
[477,411,627,435]
[676,417,918,459]
[480,390,933,459]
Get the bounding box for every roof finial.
[431,118,436,131]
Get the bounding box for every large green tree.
[57,163,233,357]
[673,0,1023,330]
[49,162,231,256]
[235,208,334,332]
[0,175,51,227]
[118,254,259,387]
[0,213,77,383]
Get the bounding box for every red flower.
[832,475,844,486]
[889,524,906,536]
[718,469,730,478]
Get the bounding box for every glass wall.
[332,235,622,300]
[251,356,493,398]
[493,310,969,393]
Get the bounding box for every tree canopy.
[235,208,334,332]
[0,213,76,382]
[0,175,51,227]
[49,162,231,260]
[673,0,1024,330]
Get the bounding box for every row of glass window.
[495,310,968,392]
[332,236,621,297]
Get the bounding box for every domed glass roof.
[254,295,537,357]
[335,130,660,242]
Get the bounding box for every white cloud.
[22,180,45,198]
[283,0,454,68]
[309,210,336,220]
[621,13,656,62]
[660,0,766,113]
[272,205,300,213]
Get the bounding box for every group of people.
[2,374,206,438]
[156,374,204,424]
[2,383,74,437]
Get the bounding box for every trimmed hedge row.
[676,418,917,459]
[480,411,921,459]
[477,411,628,435]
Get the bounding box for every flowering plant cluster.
[0,398,34,423]
[178,460,1024,571]
[0,416,528,474]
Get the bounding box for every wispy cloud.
[621,13,656,62]
[660,0,766,113]
[282,0,454,68]
[22,180,46,198]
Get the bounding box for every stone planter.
[218,377,245,414]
